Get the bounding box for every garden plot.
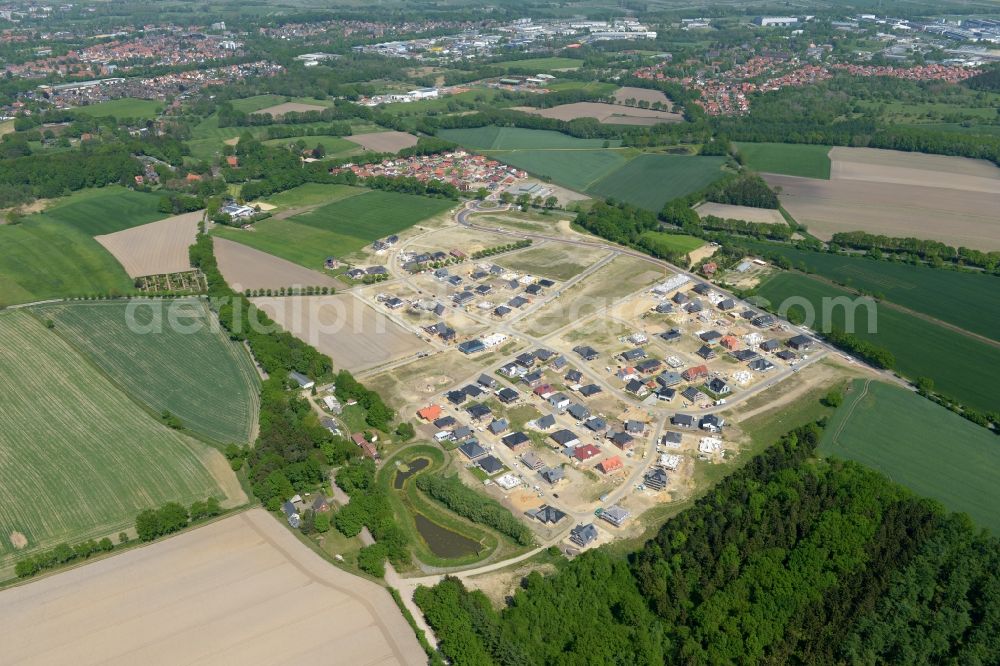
[252,294,430,373]
[95,211,202,277]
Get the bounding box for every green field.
[0,187,169,306]
[735,142,832,179]
[821,379,1000,533]
[229,94,333,113]
[490,148,629,191]
[638,231,706,256]
[34,300,261,444]
[263,134,359,157]
[756,272,1000,413]
[262,183,366,209]
[0,311,237,571]
[494,56,583,71]
[215,189,453,267]
[74,98,163,119]
[588,154,726,211]
[440,126,619,150]
[742,241,1000,341]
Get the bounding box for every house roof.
[550,429,579,445]
[502,431,529,448]
[599,456,623,474]
[574,444,600,461]
[459,440,487,459]
[478,455,504,474]
[417,405,442,421]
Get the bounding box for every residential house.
[458,440,487,460]
[550,355,568,370]
[573,444,601,462]
[282,501,301,529]
[522,370,544,387]
[550,429,580,448]
[433,415,457,429]
[502,431,530,452]
[529,505,567,525]
[508,296,529,308]
[478,455,504,475]
[488,418,509,435]
[696,345,717,360]
[352,433,378,459]
[636,358,662,374]
[672,292,689,305]
[539,466,565,485]
[584,416,607,432]
[477,374,498,389]
[644,468,668,491]
[625,420,645,435]
[720,335,740,351]
[731,349,759,362]
[661,431,683,447]
[749,358,775,372]
[515,352,536,368]
[458,339,486,354]
[655,302,674,314]
[718,298,736,310]
[682,365,709,381]
[565,369,583,383]
[672,413,695,428]
[625,379,649,397]
[548,392,571,412]
[452,425,473,440]
[462,384,484,398]
[621,348,646,362]
[699,414,725,432]
[446,390,467,405]
[579,384,602,397]
[417,405,442,421]
[707,377,731,395]
[567,403,590,421]
[656,372,683,387]
[600,505,630,527]
[497,387,519,404]
[494,305,512,318]
[521,452,544,470]
[570,523,599,547]
[752,314,776,328]
[573,345,599,361]
[760,338,782,352]
[656,387,676,401]
[532,414,556,430]
[788,334,814,350]
[467,403,492,421]
[681,386,703,402]
[692,283,711,296]
[609,431,634,451]
[777,350,797,361]
[598,456,624,474]
[699,330,723,344]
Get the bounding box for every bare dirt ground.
[695,202,787,225]
[256,102,327,117]
[95,211,201,277]
[512,102,683,125]
[830,147,1000,193]
[213,237,343,291]
[345,131,419,153]
[765,174,1000,251]
[252,294,430,373]
[0,509,425,666]
[687,244,720,265]
[612,86,674,109]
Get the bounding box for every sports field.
[34,300,261,444]
[756,272,1000,413]
[735,142,832,179]
[741,241,1000,341]
[0,311,242,571]
[74,98,162,119]
[588,154,726,211]
[820,380,1000,533]
[440,126,618,150]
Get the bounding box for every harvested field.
[695,202,787,224]
[0,311,243,572]
[829,147,1000,193]
[255,101,327,117]
[765,174,1000,250]
[0,509,425,666]
[345,130,418,153]
[95,211,201,277]
[214,237,342,291]
[515,102,682,125]
[612,86,673,108]
[252,294,429,373]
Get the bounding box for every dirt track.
[95,211,201,278]
[213,237,343,291]
[0,509,425,666]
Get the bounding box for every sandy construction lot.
[0,509,425,666]
[695,202,787,224]
[256,102,327,117]
[214,237,342,291]
[346,131,419,153]
[514,102,682,125]
[95,211,201,277]
[766,174,1000,250]
[612,86,673,108]
[252,294,429,373]
[829,147,1000,194]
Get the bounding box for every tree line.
[415,420,1000,664]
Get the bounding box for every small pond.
[393,457,430,489]
[413,513,482,559]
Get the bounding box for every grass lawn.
[637,231,706,256]
[756,272,1000,413]
[74,98,162,119]
[820,379,1000,533]
[494,56,583,71]
[440,126,619,150]
[262,183,366,209]
[587,154,726,211]
[735,142,832,179]
[34,300,261,445]
[0,311,237,571]
[740,241,1000,341]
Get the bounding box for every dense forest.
[415,421,1000,664]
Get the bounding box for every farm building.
[289,372,314,389]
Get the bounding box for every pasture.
[213,236,343,290]
[735,142,832,179]
[95,211,202,277]
[0,509,425,665]
[74,98,162,119]
[613,86,673,107]
[756,272,1000,413]
[740,241,1000,341]
[255,102,327,117]
[252,294,429,373]
[587,154,726,211]
[820,380,1000,534]
[440,126,618,150]
[35,300,261,444]
[764,173,1000,251]
[229,95,333,114]
[0,311,242,571]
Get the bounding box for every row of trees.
[471,239,531,260]
[416,420,1000,664]
[14,536,115,579]
[415,474,534,547]
[135,498,221,542]
[822,328,897,369]
[831,230,1000,271]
